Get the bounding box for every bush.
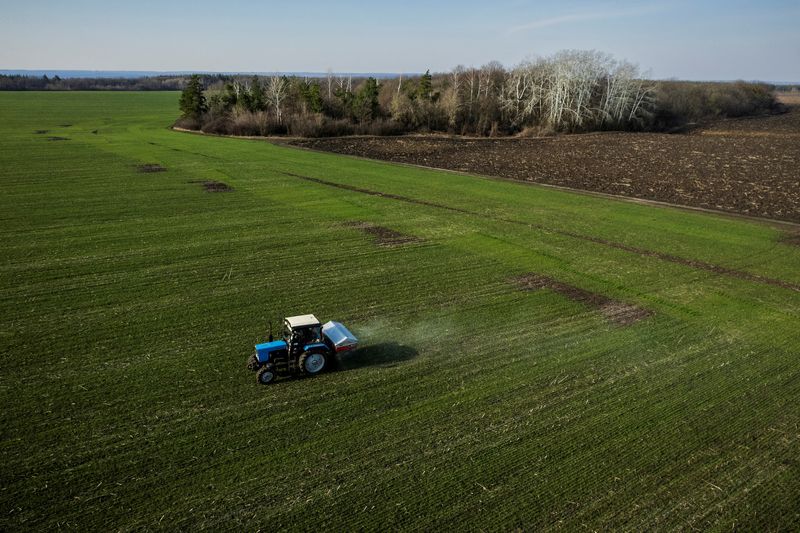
[357,119,406,136]
[173,116,201,130]
[287,115,354,137]
[228,111,261,136]
[285,116,406,137]
[199,114,231,135]
[198,111,287,136]
[652,81,781,130]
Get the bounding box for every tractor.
[247,314,358,384]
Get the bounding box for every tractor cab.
[283,314,324,349]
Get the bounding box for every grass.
[1,91,799,530]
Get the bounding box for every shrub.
[173,116,201,130]
[199,114,231,135]
[357,119,405,136]
[652,81,781,130]
[229,111,272,136]
[199,111,287,136]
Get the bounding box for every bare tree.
[499,51,654,132]
[441,66,466,129]
[480,60,504,98]
[266,76,288,123]
[466,67,477,108]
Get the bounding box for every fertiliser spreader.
[247,314,358,384]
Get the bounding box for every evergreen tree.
[222,82,238,111]
[300,81,324,114]
[335,87,355,118]
[179,74,207,119]
[353,77,380,123]
[249,76,266,112]
[417,70,433,101]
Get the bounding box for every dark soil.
[59,124,73,127]
[343,221,419,246]
[512,273,653,326]
[281,170,800,292]
[136,163,166,173]
[46,136,69,141]
[34,130,49,134]
[189,180,234,192]
[291,106,800,223]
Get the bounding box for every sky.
[1,0,798,81]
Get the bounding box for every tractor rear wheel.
[299,350,328,376]
[256,364,276,384]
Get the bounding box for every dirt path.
[291,107,800,223]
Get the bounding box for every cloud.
[508,4,666,33]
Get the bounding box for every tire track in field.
[281,171,800,292]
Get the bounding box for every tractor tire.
[256,364,276,385]
[246,353,260,371]
[299,350,328,376]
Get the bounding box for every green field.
[1,92,799,530]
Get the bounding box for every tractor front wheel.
[247,353,259,371]
[299,350,328,376]
[256,364,276,385]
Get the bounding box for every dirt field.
[292,107,800,223]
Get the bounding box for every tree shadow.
[333,342,418,372]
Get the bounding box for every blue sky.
[1,0,798,80]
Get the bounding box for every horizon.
[1,1,799,81]
[2,69,800,85]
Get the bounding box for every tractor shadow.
[333,342,418,372]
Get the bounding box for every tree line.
[178,51,783,138]
[0,74,198,91]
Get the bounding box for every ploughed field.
[1,92,799,530]
[293,108,800,223]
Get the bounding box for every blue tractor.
[247,314,358,384]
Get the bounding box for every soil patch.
[136,163,167,173]
[59,124,73,127]
[512,273,653,326]
[34,130,49,134]
[46,136,69,141]
[189,180,233,192]
[343,221,419,246]
[291,106,800,223]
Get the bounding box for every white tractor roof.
[285,314,321,328]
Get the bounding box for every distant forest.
[0,74,194,91]
[3,50,790,137]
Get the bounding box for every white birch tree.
[266,76,288,123]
